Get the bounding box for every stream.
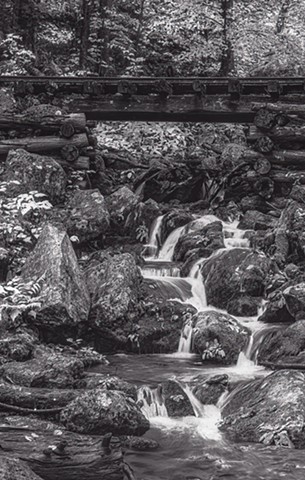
[95,214,305,480]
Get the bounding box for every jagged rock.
[4,149,66,204]
[0,457,43,480]
[66,189,109,243]
[173,221,224,264]
[105,186,138,233]
[238,210,277,231]
[0,348,87,389]
[258,321,305,365]
[227,295,260,316]
[201,248,270,311]
[193,310,250,365]
[220,370,305,448]
[0,247,9,282]
[84,374,137,400]
[160,209,193,244]
[136,279,196,353]
[258,293,294,324]
[191,374,229,405]
[0,331,37,362]
[273,200,305,266]
[162,379,195,417]
[89,253,142,352]
[126,199,161,245]
[60,389,150,436]
[283,283,305,319]
[19,223,90,342]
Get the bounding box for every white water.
[143,215,164,258]
[158,226,184,260]
[138,382,222,441]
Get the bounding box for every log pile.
[0,110,98,171]
[226,103,305,207]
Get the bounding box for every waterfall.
[142,263,180,278]
[143,215,164,258]
[223,220,250,249]
[178,321,194,354]
[158,226,184,260]
[137,385,168,418]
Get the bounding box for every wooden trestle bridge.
[1,76,305,180]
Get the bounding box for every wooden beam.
[0,113,87,132]
[248,125,305,143]
[67,94,256,123]
[0,133,89,158]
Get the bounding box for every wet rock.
[220,370,305,448]
[191,374,229,405]
[0,348,86,388]
[258,322,305,365]
[19,223,90,342]
[89,253,142,352]
[125,437,159,451]
[238,210,277,231]
[162,379,195,417]
[258,293,294,324]
[4,149,66,204]
[0,331,37,362]
[66,189,109,243]
[160,209,193,244]
[173,221,224,264]
[273,200,305,266]
[283,283,305,319]
[125,199,161,245]
[105,186,138,233]
[0,457,43,480]
[193,310,250,365]
[227,296,259,317]
[60,388,150,436]
[84,374,137,400]
[0,247,9,282]
[201,248,270,311]
[137,279,196,353]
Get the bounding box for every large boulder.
[238,210,277,231]
[258,322,305,365]
[191,374,229,405]
[283,283,305,319]
[0,349,86,389]
[0,331,37,362]
[89,253,142,352]
[66,189,109,243]
[4,149,66,204]
[220,370,305,448]
[60,389,149,436]
[19,223,90,342]
[173,221,224,265]
[105,186,138,233]
[201,248,270,312]
[84,374,137,400]
[136,278,196,353]
[162,379,195,417]
[193,310,250,365]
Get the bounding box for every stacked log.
[0,111,98,170]
[236,103,305,207]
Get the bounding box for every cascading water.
[138,385,168,417]
[143,214,164,258]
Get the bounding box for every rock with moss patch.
[162,379,195,417]
[66,189,109,243]
[220,370,305,448]
[105,186,138,234]
[60,388,149,436]
[84,374,137,400]
[4,149,66,204]
[191,374,229,405]
[193,310,250,365]
[19,223,90,342]
[0,457,43,480]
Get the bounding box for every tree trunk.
[0,420,125,480]
[219,0,234,75]
[248,125,305,143]
[0,113,87,133]
[0,133,89,158]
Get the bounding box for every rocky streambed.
[2,107,305,479]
